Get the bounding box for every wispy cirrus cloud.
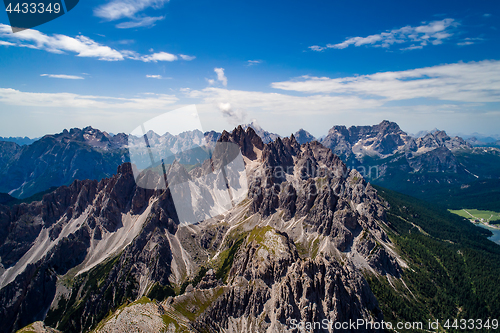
[115,15,164,29]
[185,60,500,115]
[140,51,177,62]
[271,60,500,103]
[0,24,195,62]
[0,88,178,109]
[41,74,84,79]
[179,54,196,61]
[246,60,262,66]
[456,37,484,46]
[94,0,168,29]
[310,19,458,51]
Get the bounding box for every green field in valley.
[449,209,500,224]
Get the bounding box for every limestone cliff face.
[4,126,402,333]
[193,229,382,333]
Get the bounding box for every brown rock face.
[219,126,264,160]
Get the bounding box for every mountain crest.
[219,125,264,160]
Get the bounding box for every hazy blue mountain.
[319,120,500,210]
[0,136,38,146]
[293,128,316,144]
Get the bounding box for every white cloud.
[271,60,500,103]
[116,15,164,28]
[140,51,177,62]
[401,44,423,51]
[184,61,500,136]
[310,19,458,51]
[146,74,162,79]
[188,87,380,115]
[0,88,178,109]
[456,37,484,46]
[183,60,500,122]
[179,54,196,61]
[0,24,194,63]
[40,74,84,79]
[214,68,227,86]
[247,60,262,66]
[308,45,324,52]
[94,0,168,29]
[0,24,124,60]
[217,102,246,125]
[94,0,168,20]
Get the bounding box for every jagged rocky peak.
[406,129,472,155]
[293,128,316,144]
[219,125,264,160]
[0,162,171,332]
[260,134,300,168]
[42,126,128,150]
[203,130,222,147]
[321,120,411,158]
[371,119,404,135]
[242,121,281,144]
[245,135,400,276]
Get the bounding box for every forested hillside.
[369,186,500,332]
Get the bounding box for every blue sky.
[0,0,499,137]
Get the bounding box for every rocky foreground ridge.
[0,126,404,333]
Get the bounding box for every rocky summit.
[0,126,404,333]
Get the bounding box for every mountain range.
[1,127,398,332]
[2,121,499,211]
[318,121,500,210]
[0,137,38,146]
[1,126,500,333]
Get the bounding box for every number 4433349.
[5,2,61,14]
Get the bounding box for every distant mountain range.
[0,128,129,199]
[0,127,220,199]
[0,136,38,146]
[1,121,499,210]
[317,121,500,210]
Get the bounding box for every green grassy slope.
[449,209,500,224]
